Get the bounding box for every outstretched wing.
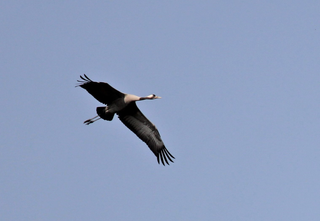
[118,102,175,165]
[77,74,123,105]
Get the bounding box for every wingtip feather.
[156,148,174,166]
[164,148,174,163]
[160,151,165,166]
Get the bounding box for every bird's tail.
[96,107,115,121]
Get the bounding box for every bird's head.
[148,94,161,99]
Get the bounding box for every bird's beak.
[155,96,161,99]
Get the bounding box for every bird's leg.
[84,115,101,125]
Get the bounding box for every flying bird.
[77,74,174,165]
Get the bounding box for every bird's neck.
[139,97,151,101]
[124,94,141,103]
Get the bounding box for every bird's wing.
[77,74,123,105]
[118,102,175,165]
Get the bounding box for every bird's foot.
[83,115,101,125]
[84,119,94,125]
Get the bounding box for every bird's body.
[77,74,174,165]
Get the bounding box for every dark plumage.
[77,74,174,165]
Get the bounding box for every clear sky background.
[1,1,320,220]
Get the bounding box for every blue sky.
[1,1,320,220]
